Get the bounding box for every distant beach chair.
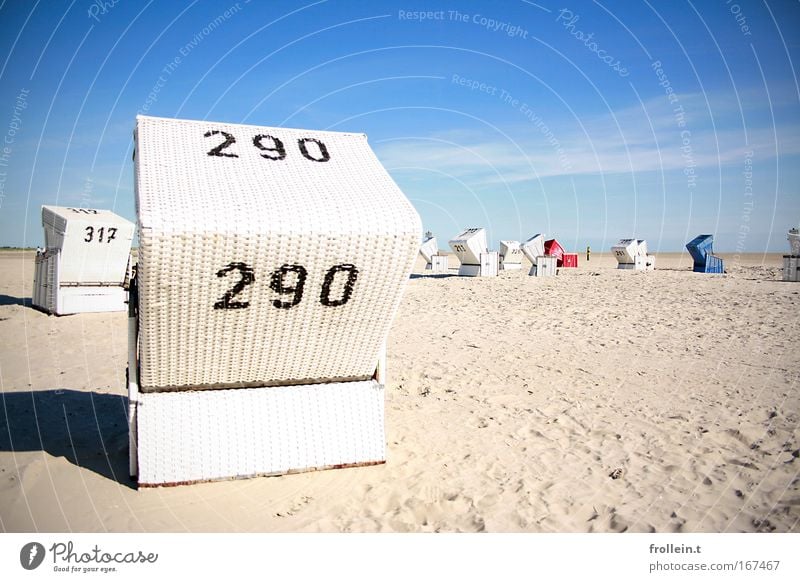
[612,238,655,270]
[128,115,421,486]
[544,238,564,265]
[449,227,497,276]
[520,234,555,276]
[542,238,578,268]
[686,234,724,273]
[32,205,134,315]
[789,228,800,255]
[561,252,578,268]
[499,240,523,270]
[521,233,545,262]
[783,227,800,281]
[419,232,449,273]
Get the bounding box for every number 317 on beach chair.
[128,115,421,486]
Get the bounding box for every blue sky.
[0,0,798,252]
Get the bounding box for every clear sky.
[0,0,798,252]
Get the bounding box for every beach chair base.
[529,256,557,277]
[32,250,127,315]
[693,254,724,273]
[561,253,578,268]
[481,251,498,276]
[130,380,386,486]
[426,254,449,273]
[783,255,800,282]
[32,284,127,315]
[458,252,498,277]
[51,286,127,315]
[617,255,656,271]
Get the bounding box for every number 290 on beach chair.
[128,115,421,486]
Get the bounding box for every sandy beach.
[0,250,797,532]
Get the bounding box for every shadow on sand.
[0,294,31,307]
[410,273,457,280]
[0,389,134,488]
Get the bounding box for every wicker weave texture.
[134,116,420,391]
[135,380,385,485]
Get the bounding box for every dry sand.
[0,250,797,532]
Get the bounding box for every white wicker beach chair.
[612,238,655,270]
[784,228,800,281]
[33,206,134,315]
[129,115,421,485]
[449,227,495,276]
[419,234,438,265]
[419,233,448,273]
[521,234,550,276]
[499,240,522,270]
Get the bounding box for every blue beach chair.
[686,234,724,273]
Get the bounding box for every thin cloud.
[376,91,800,185]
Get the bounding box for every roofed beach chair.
[521,234,554,276]
[788,228,799,255]
[612,238,655,271]
[449,227,497,277]
[544,238,565,267]
[33,206,134,315]
[129,115,421,486]
[499,240,522,270]
[686,234,724,273]
[783,227,800,282]
[420,231,448,273]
